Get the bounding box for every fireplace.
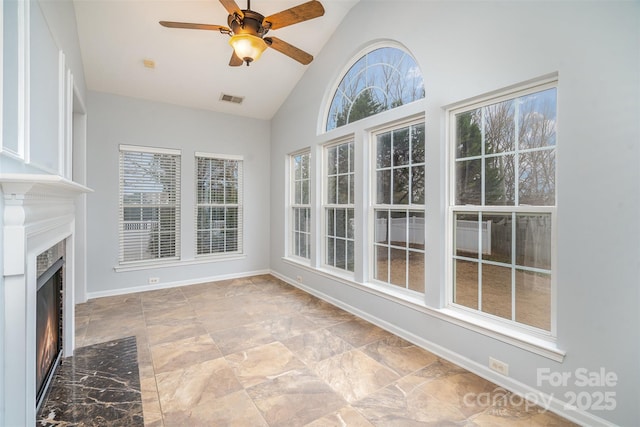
[1,174,92,426]
[35,242,65,408]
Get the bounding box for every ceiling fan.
[160,0,325,66]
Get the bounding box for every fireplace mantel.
[1,173,92,198]
[1,173,92,426]
[1,173,92,276]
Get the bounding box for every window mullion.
[514,99,520,206]
[511,211,517,322]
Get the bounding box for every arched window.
[326,46,424,132]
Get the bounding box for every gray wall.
[269,1,639,425]
[86,91,271,296]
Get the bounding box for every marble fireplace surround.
[1,174,91,426]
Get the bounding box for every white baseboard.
[270,270,615,427]
[85,269,271,300]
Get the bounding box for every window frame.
[446,78,558,339]
[322,41,425,134]
[322,138,356,274]
[289,149,312,261]
[370,118,426,295]
[118,144,181,266]
[194,152,243,258]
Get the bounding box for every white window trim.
[194,152,244,258]
[445,76,559,340]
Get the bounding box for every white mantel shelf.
[0,173,93,197]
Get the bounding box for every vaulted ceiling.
[74,0,359,120]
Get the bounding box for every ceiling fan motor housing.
[228,10,268,38]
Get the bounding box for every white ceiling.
[73,0,359,120]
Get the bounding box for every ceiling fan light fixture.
[229,34,267,65]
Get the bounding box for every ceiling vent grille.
[220,93,244,104]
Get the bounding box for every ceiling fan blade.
[159,21,230,32]
[229,51,244,66]
[262,0,325,30]
[219,0,244,19]
[265,37,313,65]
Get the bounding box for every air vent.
[220,93,244,104]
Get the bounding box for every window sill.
[438,307,565,362]
[114,254,246,272]
[281,257,565,362]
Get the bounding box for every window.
[195,153,243,256]
[373,121,425,293]
[324,140,355,272]
[290,150,311,259]
[119,145,181,264]
[326,46,424,132]
[450,83,557,332]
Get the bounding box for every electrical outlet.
[296,275,303,283]
[148,277,160,284]
[489,357,509,376]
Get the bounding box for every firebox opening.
[35,256,64,409]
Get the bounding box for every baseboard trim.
[271,269,615,427]
[85,269,271,300]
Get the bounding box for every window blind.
[195,155,243,255]
[119,146,181,263]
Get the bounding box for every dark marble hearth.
[36,336,144,426]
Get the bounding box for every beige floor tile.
[315,349,400,403]
[246,369,346,427]
[88,293,142,309]
[82,316,147,347]
[305,406,375,427]
[209,321,276,355]
[76,275,575,426]
[225,341,307,388]
[141,288,189,312]
[417,371,502,418]
[145,317,209,347]
[143,303,198,325]
[352,377,469,425]
[89,298,143,320]
[140,377,163,427]
[283,328,353,366]
[162,390,268,427]
[361,336,438,377]
[150,334,222,374]
[155,358,243,416]
[471,390,579,426]
[259,314,319,341]
[300,300,356,328]
[197,306,256,333]
[327,318,395,348]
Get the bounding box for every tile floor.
[75,274,575,426]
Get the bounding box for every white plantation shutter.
[195,153,243,255]
[119,145,181,263]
